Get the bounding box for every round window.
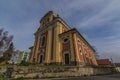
[63,38,69,43]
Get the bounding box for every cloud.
[0,0,120,62]
[69,0,120,62]
[77,0,120,29]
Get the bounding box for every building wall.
[17,53,23,64]
[29,11,97,66]
[75,34,97,65]
[17,51,29,64]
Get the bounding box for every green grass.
[15,77,24,80]
[0,74,9,80]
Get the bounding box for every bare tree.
[0,28,14,62]
[92,46,100,59]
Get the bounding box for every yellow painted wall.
[69,33,75,61]
[35,34,41,63]
[54,22,61,63]
[45,27,52,63]
[30,35,39,62]
[73,33,80,63]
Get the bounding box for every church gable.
[40,11,55,28]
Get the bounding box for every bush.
[0,57,4,62]
[19,60,30,66]
[15,77,24,80]
[0,60,7,66]
[0,74,9,80]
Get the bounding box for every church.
[29,11,98,66]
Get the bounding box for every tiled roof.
[97,59,111,65]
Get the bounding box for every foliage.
[3,42,14,61]
[0,28,14,63]
[0,60,7,65]
[15,77,24,80]
[0,57,5,62]
[19,60,30,66]
[92,46,99,58]
[0,74,9,80]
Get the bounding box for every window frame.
[62,37,69,43]
[41,35,46,47]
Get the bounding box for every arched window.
[41,36,46,47]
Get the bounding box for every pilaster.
[73,33,80,63]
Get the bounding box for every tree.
[0,28,14,63]
[3,42,14,61]
[92,46,100,59]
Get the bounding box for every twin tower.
[29,11,97,66]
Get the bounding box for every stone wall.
[0,66,7,74]
[0,65,116,79]
[115,67,120,72]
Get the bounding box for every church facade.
[29,11,97,66]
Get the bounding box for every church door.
[39,55,43,64]
[64,53,69,65]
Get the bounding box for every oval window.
[63,38,69,43]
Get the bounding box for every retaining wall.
[0,65,115,79]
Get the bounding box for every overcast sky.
[0,0,120,62]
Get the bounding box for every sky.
[0,0,120,62]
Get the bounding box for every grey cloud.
[0,0,120,62]
[78,0,120,29]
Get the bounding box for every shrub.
[15,77,24,80]
[19,60,30,66]
[0,74,9,80]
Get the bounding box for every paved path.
[53,74,120,80]
[27,74,120,80]
[39,74,120,80]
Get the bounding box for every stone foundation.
[0,65,117,79]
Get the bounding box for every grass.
[0,74,9,80]
[15,77,24,80]
[0,61,7,66]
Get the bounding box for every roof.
[114,63,120,67]
[29,46,33,49]
[97,59,111,65]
